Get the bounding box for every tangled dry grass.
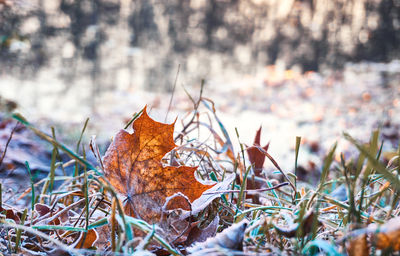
[0,91,399,256]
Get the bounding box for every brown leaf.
[185,215,219,246]
[93,223,111,250]
[0,205,21,223]
[246,126,270,177]
[245,127,270,202]
[159,192,193,243]
[184,173,236,218]
[103,106,215,223]
[346,216,400,252]
[73,229,99,249]
[347,234,369,256]
[371,216,400,251]
[34,203,70,225]
[34,204,61,226]
[188,219,248,253]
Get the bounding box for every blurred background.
[0,0,399,170]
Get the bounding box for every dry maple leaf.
[103,106,215,223]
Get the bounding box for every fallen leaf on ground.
[0,205,21,223]
[347,234,369,256]
[34,203,61,226]
[92,222,111,250]
[346,216,400,253]
[34,203,70,226]
[369,216,400,251]
[188,219,248,253]
[246,126,270,177]
[103,106,215,223]
[73,229,99,249]
[185,215,220,246]
[159,192,193,243]
[184,173,236,218]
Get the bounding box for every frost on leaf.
[102,106,214,223]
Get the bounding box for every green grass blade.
[117,215,181,256]
[237,165,252,212]
[12,113,100,176]
[344,132,400,191]
[83,146,89,231]
[266,179,282,207]
[295,136,301,191]
[203,100,234,156]
[124,110,143,129]
[32,225,86,232]
[74,118,89,178]
[320,143,337,186]
[14,208,28,252]
[49,127,58,192]
[25,161,35,210]
[87,218,108,230]
[236,206,292,217]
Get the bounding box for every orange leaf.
[372,216,400,251]
[74,229,98,249]
[103,106,215,223]
[347,216,400,252]
[347,234,369,256]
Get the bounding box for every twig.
[34,198,86,225]
[0,122,19,166]
[175,80,204,142]
[204,182,289,195]
[165,64,180,123]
